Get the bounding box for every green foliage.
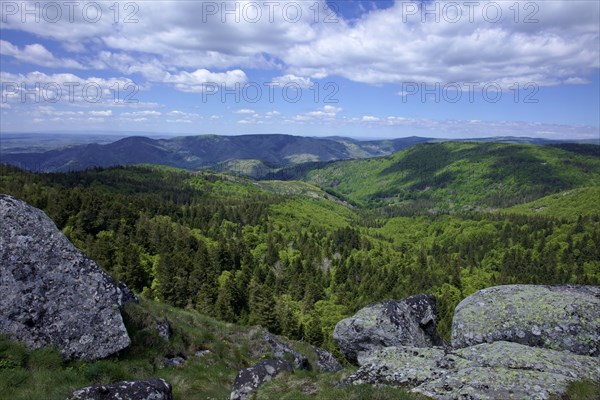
[506,187,600,220]
[0,141,597,399]
[1,142,599,349]
[303,142,600,211]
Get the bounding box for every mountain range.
[2,133,598,174]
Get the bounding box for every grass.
[1,285,597,400]
[0,298,426,400]
[257,369,430,400]
[551,381,600,400]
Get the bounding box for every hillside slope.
[300,142,600,210]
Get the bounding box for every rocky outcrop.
[333,294,443,363]
[230,359,293,400]
[314,346,343,372]
[0,194,131,360]
[341,341,600,399]
[338,286,600,399]
[69,378,172,400]
[452,285,600,356]
[262,332,309,370]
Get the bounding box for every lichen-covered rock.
[415,366,578,400]
[452,285,600,356]
[230,359,293,400]
[156,320,172,340]
[0,194,131,360]
[339,346,464,388]
[69,378,172,400]
[340,341,600,400]
[333,294,443,363]
[420,341,600,399]
[314,346,343,372]
[262,332,309,370]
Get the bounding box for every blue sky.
[1,0,599,139]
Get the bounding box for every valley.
[1,139,599,399]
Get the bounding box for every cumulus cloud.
[235,108,256,114]
[121,110,161,118]
[167,110,199,119]
[0,71,140,106]
[564,77,592,85]
[362,115,379,122]
[164,69,248,92]
[270,74,313,88]
[282,1,599,87]
[2,1,597,88]
[89,110,112,117]
[0,40,85,69]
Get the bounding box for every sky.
[0,0,599,140]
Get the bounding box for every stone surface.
[333,294,443,363]
[155,321,172,340]
[69,378,172,400]
[340,341,600,400]
[0,194,131,360]
[314,346,343,372]
[452,285,600,356]
[230,359,293,400]
[118,282,139,306]
[262,332,309,370]
[164,356,185,367]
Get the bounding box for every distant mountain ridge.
[1,133,598,173]
[1,134,433,172]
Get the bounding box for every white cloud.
[306,105,342,118]
[564,77,591,85]
[282,1,600,87]
[167,110,199,119]
[2,1,596,89]
[361,115,379,122]
[235,108,256,114]
[90,110,112,117]
[270,74,313,88]
[121,110,161,118]
[0,40,85,69]
[0,71,139,106]
[164,69,248,93]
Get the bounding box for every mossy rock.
[451,285,600,356]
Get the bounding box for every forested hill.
[1,155,599,347]
[1,134,432,173]
[295,142,600,210]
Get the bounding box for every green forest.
[1,142,599,354]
